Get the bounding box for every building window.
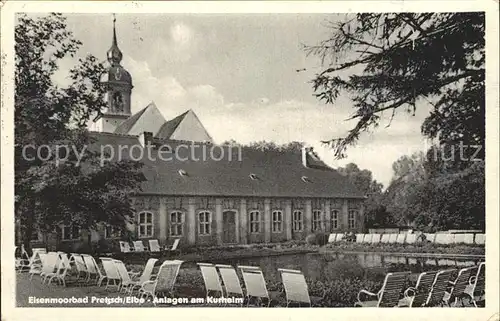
[104,225,121,239]
[170,211,184,237]
[272,210,283,233]
[292,210,303,232]
[199,211,211,235]
[61,225,80,240]
[138,211,154,238]
[331,209,340,230]
[249,211,261,233]
[312,210,323,231]
[348,210,357,229]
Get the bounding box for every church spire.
[107,14,123,66]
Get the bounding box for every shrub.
[305,234,317,245]
[314,232,329,246]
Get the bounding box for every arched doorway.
[222,210,237,244]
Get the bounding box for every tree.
[305,13,484,159]
[15,13,144,252]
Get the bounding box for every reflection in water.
[207,252,482,283]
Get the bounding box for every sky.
[36,13,433,188]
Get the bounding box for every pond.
[181,251,484,284]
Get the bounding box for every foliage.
[14,13,145,250]
[305,13,484,159]
[222,139,306,152]
[325,241,485,255]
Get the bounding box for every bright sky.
[40,13,433,187]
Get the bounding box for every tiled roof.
[155,110,189,139]
[113,102,166,135]
[88,132,366,199]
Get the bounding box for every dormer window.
[301,176,311,183]
[249,173,258,180]
[178,169,188,176]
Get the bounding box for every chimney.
[301,146,313,168]
[139,131,153,148]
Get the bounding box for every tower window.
[113,92,124,112]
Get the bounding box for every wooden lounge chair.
[335,233,344,242]
[425,269,456,307]
[354,271,410,307]
[197,263,224,298]
[69,253,88,285]
[442,266,476,307]
[380,234,391,243]
[474,233,485,245]
[327,234,337,243]
[398,271,437,307]
[355,234,365,243]
[363,234,373,243]
[20,248,45,274]
[435,234,454,245]
[464,262,485,307]
[128,258,159,294]
[424,233,436,243]
[238,265,274,307]
[119,241,133,253]
[138,260,184,305]
[405,234,417,244]
[278,268,324,307]
[113,259,142,292]
[396,234,406,244]
[99,257,122,290]
[47,253,72,286]
[370,234,381,244]
[166,238,180,252]
[82,254,103,285]
[387,234,398,244]
[36,252,59,283]
[133,241,147,252]
[148,239,163,252]
[215,264,244,300]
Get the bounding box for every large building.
[31,20,366,250]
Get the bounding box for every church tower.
[93,15,133,132]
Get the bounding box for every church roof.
[88,132,366,199]
[155,110,189,139]
[114,102,166,136]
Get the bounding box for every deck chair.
[442,266,476,307]
[396,234,406,244]
[363,234,373,243]
[47,253,72,286]
[139,260,184,305]
[34,252,59,283]
[464,262,485,307]
[82,254,104,285]
[278,268,323,307]
[198,263,224,298]
[405,234,417,244]
[216,264,244,300]
[380,234,391,243]
[128,258,159,294]
[435,234,453,245]
[20,248,44,274]
[119,241,133,253]
[70,253,88,284]
[424,233,436,243]
[113,259,141,292]
[474,233,485,245]
[238,265,272,307]
[425,269,456,307]
[148,239,163,252]
[99,257,122,290]
[371,234,381,244]
[355,234,365,243]
[335,233,344,242]
[166,238,180,252]
[133,241,147,252]
[387,234,398,244]
[399,271,437,307]
[327,234,337,243]
[354,271,410,307]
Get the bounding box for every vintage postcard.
[1,1,499,321]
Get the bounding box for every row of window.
[56,209,358,240]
